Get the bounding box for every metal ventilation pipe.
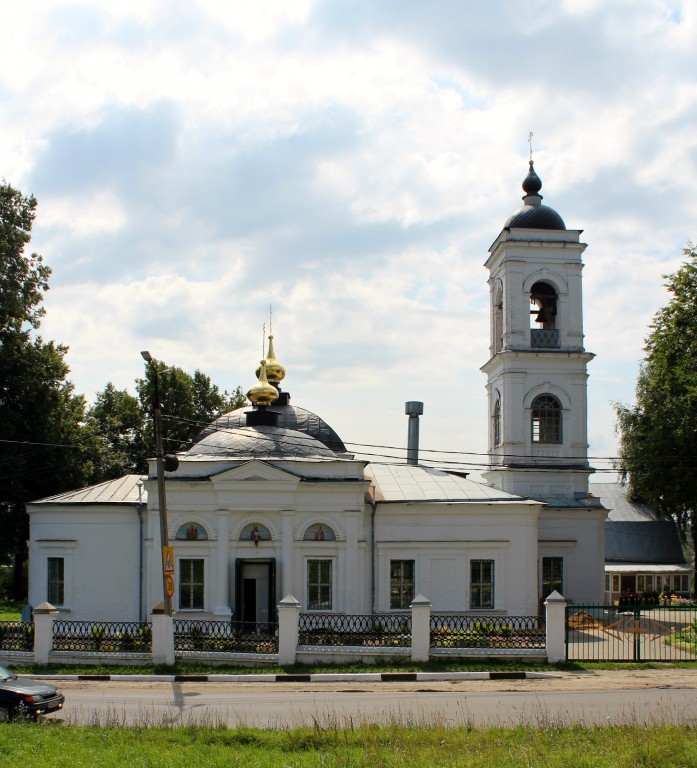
[405,401,424,465]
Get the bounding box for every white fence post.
[410,594,431,662]
[150,606,175,666]
[544,590,567,663]
[278,595,301,666]
[32,602,58,664]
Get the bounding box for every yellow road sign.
[165,575,174,598]
[163,546,175,574]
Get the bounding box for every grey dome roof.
[505,160,566,231]
[194,404,347,453]
[186,425,338,459]
[505,204,566,230]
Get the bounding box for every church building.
[26,161,609,621]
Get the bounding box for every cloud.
[3,0,696,480]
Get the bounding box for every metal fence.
[567,604,697,661]
[298,613,411,647]
[173,619,278,654]
[0,621,34,651]
[52,620,153,653]
[430,615,545,649]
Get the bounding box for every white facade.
[27,159,608,620]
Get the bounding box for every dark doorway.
[243,579,257,622]
[235,559,276,627]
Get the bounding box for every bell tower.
[481,161,595,500]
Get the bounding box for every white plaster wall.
[538,507,606,603]
[28,505,141,621]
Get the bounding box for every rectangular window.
[47,557,64,606]
[605,575,610,592]
[390,560,415,609]
[637,574,646,593]
[179,559,204,610]
[470,559,494,609]
[542,557,563,598]
[307,559,332,610]
[611,574,620,593]
[645,574,654,591]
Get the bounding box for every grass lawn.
[0,721,695,767]
[0,600,22,621]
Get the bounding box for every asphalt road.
[55,680,697,728]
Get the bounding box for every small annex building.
[594,483,690,603]
[27,159,615,622]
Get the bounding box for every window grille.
[179,559,204,610]
[390,560,415,610]
[470,559,494,609]
[47,557,64,606]
[307,559,332,610]
[531,394,562,443]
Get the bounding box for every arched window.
[176,523,208,541]
[531,395,562,444]
[303,523,336,541]
[530,282,557,329]
[493,282,504,353]
[240,523,271,543]
[493,398,501,448]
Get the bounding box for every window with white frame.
[390,560,415,610]
[47,557,64,606]
[493,398,501,448]
[307,559,332,610]
[531,394,562,444]
[611,574,620,593]
[470,559,494,609]
[179,559,204,610]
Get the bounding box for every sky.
[1,0,696,481]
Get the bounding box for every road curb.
[25,671,561,683]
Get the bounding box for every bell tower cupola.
[481,159,595,500]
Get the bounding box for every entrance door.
[235,559,276,626]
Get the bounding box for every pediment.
[211,460,300,484]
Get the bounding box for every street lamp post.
[141,351,173,616]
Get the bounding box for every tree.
[136,362,246,463]
[615,244,697,592]
[84,367,247,482]
[0,182,92,599]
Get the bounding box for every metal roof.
[590,483,657,521]
[194,404,347,453]
[186,425,338,460]
[30,474,146,505]
[366,464,539,504]
[591,483,686,565]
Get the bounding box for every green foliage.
[615,244,697,589]
[2,722,697,767]
[0,182,94,599]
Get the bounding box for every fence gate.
[566,604,697,662]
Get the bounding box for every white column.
[150,607,175,666]
[32,602,59,664]
[544,590,567,663]
[277,594,300,666]
[410,594,431,662]
[281,512,294,597]
[344,514,359,613]
[214,510,231,617]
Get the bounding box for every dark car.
[0,665,64,721]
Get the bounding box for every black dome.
[505,204,566,230]
[193,403,347,454]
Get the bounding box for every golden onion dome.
[246,360,279,406]
[255,335,286,385]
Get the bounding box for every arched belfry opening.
[530,281,557,330]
